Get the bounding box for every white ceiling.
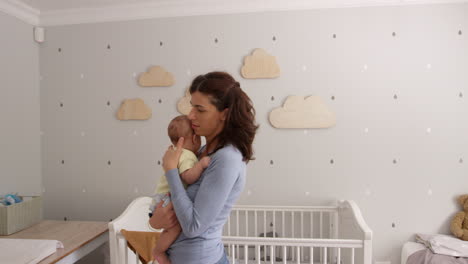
[13,0,468,12]
[1,0,468,26]
[17,0,164,12]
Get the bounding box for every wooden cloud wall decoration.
[269,96,336,128]
[241,48,280,79]
[177,88,191,115]
[138,66,175,87]
[117,98,152,120]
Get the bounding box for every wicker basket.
[0,196,43,235]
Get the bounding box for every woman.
[149,71,258,264]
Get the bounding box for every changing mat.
[0,238,63,264]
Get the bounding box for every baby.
[150,115,210,264]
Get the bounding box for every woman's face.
[188,91,227,141]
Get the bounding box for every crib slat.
[291,211,295,238]
[320,212,323,238]
[296,246,300,264]
[123,238,128,264]
[272,211,276,264]
[333,211,338,238]
[246,210,249,236]
[236,210,240,236]
[264,210,267,262]
[337,247,341,264]
[228,214,231,236]
[244,244,248,264]
[273,210,276,238]
[282,211,285,240]
[323,247,327,264]
[351,248,355,264]
[117,236,122,264]
[232,244,235,264]
[283,246,287,264]
[319,212,323,263]
[270,245,274,264]
[255,210,258,237]
[310,247,314,264]
[301,211,304,238]
[301,211,304,262]
[257,245,261,264]
[291,212,295,261]
[136,252,139,264]
[310,211,314,238]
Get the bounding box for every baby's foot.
[200,156,211,169]
[154,252,171,264]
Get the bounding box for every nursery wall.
[39,3,468,264]
[0,11,41,197]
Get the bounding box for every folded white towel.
[0,238,64,264]
[416,233,468,257]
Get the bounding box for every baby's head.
[168,115,201,153]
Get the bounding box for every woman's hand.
[162,137,184,172]
[149,201,179,229]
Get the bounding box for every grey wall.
[39,3,468,263]
[0,11,41,196]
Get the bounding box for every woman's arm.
[149,138,185,230]
[165,147,242,238]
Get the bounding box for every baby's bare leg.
[153,224,182,264]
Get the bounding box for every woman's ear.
[221,108,229,121]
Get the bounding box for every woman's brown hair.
[189,72,258,162]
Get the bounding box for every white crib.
[108,197,372,264]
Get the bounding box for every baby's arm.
[180,157,210,185]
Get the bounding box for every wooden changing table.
[0,220,108,263]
